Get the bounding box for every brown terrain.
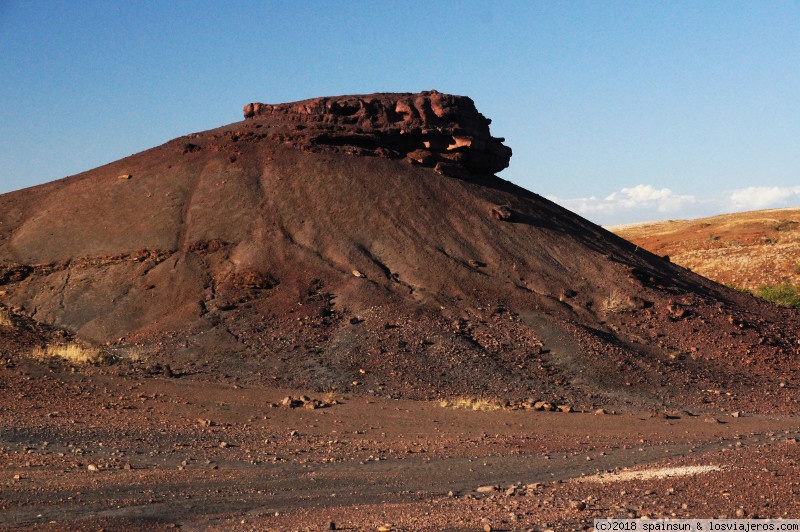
[611,208,800,292]
[1,91,800,531]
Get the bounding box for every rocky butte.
[0,91,798,412]
[241,90,512,178]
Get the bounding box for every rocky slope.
[1,91,798,412]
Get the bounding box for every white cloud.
[550,184,697,224]
[605,185,696,212]
[550,183,800,226]
[726,186,800,211]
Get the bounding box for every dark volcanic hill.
[1,91,798,412]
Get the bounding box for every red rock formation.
[242,90,512,176]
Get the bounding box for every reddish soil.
[1,92,799,530]
[3,360,800,531]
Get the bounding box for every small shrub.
[440,397,502,412]
[775,220,798,232]
[757,284,800,309]
[31,343,103,364]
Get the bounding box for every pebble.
[570,500,586,511]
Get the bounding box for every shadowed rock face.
[0,91,798,411]
[242,90,512,177]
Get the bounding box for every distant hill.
[610,208,800,294]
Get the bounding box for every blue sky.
[1,1,798,225]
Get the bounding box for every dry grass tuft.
[121,346,146,363]
[0,309,12,328]
[439,397,502,412]
[30,343,103,365]
[600,291,627,313]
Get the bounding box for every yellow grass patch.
[30,343,103,365]
[439,397,502,411]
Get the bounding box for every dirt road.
[3,366,800,531]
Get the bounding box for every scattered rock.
[476,485,497,493]
[87,464,98,471]
[280,396,301,408]
[570,500,587,511]
[117,174,132,180]
[406,149,435,166]
[352,270,366,278]
[490,205,512,221]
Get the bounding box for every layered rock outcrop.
[243,90,512,177]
